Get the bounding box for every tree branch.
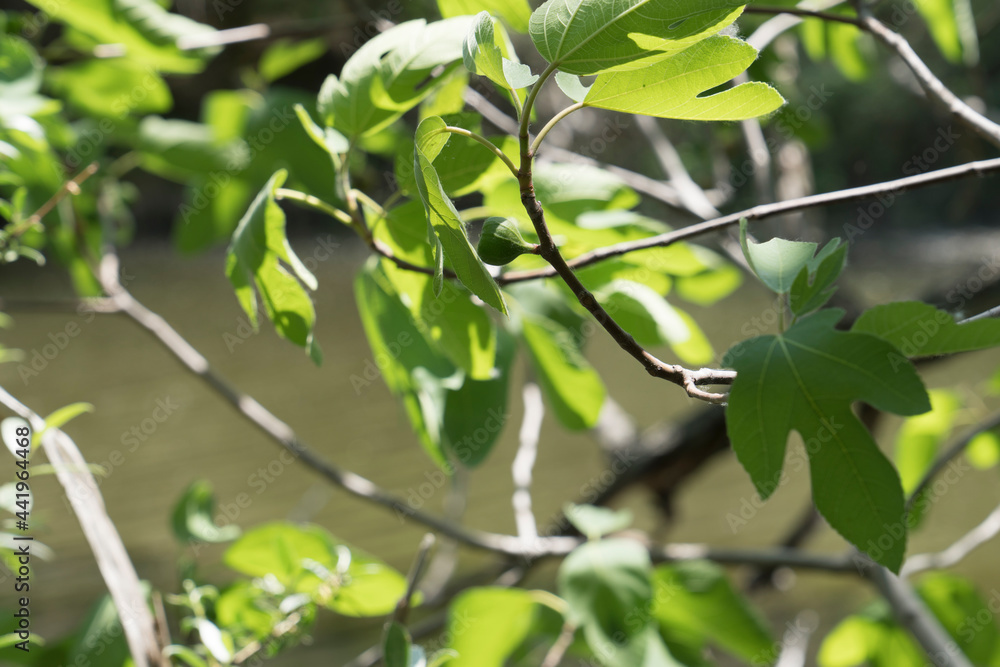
[500,156,1000,283]
[512,382,543,541]
[0,386,162,667]
[858,11,1000,150]
[869,566,974,667]
[902,501,1000,577]
[95,250,580,559]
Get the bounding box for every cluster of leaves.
[727,220,1000,571]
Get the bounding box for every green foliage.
[528,0,744,75]
[438,0,532,32]
[724,309,931,572]
[558,538,671,666]
[564,503,633,539]
[171,480,242,544]
[224,522,408,617]
[652,561,774,663]
[414,116,508,313]
[463,12,538,91]
[583,36,785,121]
[225,170,322,364]
[444,588,561,665]
[852,301,1000,357]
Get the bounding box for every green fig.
[476,217,537,266]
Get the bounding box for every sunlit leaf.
[565,503,633,539]
[171,480,241,544]
[529,0,744,75]
[438,0,532,32]
[584,36,784,121]
[520,314,605,430]
[225,170,322,364]
[463,12,538,91]
[259,38,327,82]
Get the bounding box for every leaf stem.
[441,125,518,177]
[351,189,388,219]
[530,101,585,155]
[519,62,559,150]
[274,188,353,226]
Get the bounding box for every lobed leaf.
[529,0,745,75]
[852,301,1000,358]
[584,36,784,121]
[724,310,931,571]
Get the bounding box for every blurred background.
[1,0,999,664]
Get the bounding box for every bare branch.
[512,382,544,541]
[0,386,162,667]
[903,502,1000,577]
[869,566,975,667]
[500,156,1000,283]
[635,115,720,219]
[859,11,1000,149]
[95,251,580,559]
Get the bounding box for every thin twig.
[512,382,544,541]
[869,566,975,667]
[902,502,1000,577]
[6,162,99,238]
[499,156,1000,283]
[635,115,720,219]
[540,621,576,667]
[743,5,864,27]
[0,386,162,667]
[858,11,1000,149]
[95,250,580,559]
[905,411,1000,515]
[394,534,437,625]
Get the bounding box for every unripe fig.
[477,217,537,266]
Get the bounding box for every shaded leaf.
[565,503,633,539]
[740,218,817,294]
[852,301,1000,358]
[171,479,241,544]
[724,310,931,571]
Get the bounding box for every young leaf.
[739,219,818,294]
[445,588,561,666]
[463,12,538,91]
[529,0,744,75]
[559,538,653,666]
[583,36,785,121]
[852,301,1000,357]
[355,262,456,468]
[790,239,848,316]
[966,430,1000,469]
[374,201,497,379]
[564,503,633,539]
[171,480,241,544]
[555,71,592,102]
[724,310,931,572]
[441,329,515,467]
[438,0,533,33]
[225,170,322,364]
[383,622,411,667]
[413,116,508,315]
[652,561,774,663]
[325,18,473,137]
[224,522,408,617]
[520,315,606,430]
[259,38,326,82]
